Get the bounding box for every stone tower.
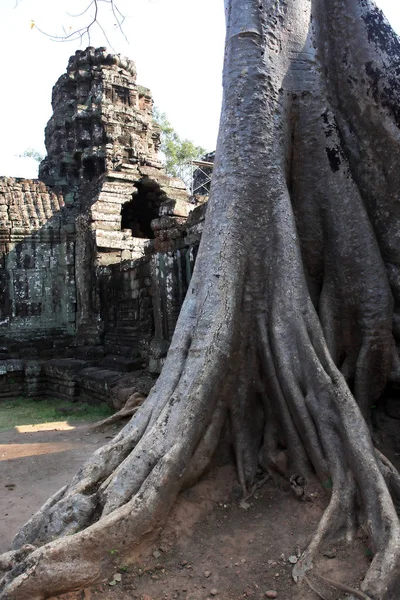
[39,47,161,189]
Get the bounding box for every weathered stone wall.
[148,202,206,372]
[101,256,153,359]
[0,200,206,401]
[94,200,206,373]
[74,166,191,345]
[0,47,209,401]
[0,178,77,350]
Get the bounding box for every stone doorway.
[121,178,164,238]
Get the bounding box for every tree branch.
[29,0,127,50]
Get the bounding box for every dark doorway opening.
[121,178,164,239]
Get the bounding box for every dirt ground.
[55,466,370,600]
[0,420,374,600]
[0,421,112,554]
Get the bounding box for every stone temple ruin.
[0,47,208,403]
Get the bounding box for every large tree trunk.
[2,0,400,598]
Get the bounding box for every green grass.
[0,397,113,432]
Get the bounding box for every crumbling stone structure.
[0,47,207,402]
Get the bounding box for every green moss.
[0,397,113,432]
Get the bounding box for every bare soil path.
[0,422,112,554]
[0,422,371,600]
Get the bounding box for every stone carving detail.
[39,47,161,189]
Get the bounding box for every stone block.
[91,210,122,223]
[77,367,122,405]
[159,198,195,218]
[96,251,122,266]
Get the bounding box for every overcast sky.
[0,0,398,179]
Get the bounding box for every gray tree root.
[1,0,400,598]
[89,392,146,430]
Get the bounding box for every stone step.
[99,354,143,372]
[77,367,122,406]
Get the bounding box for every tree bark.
[2,0,400,598]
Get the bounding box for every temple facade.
[0,47,207,402]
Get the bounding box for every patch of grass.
[0,397,113,432]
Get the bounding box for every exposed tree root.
[89,392,146,431]
[316,574,373,600]
[2,0,400,598]
[304,575,330,600]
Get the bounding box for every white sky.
[0,0,398,179]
